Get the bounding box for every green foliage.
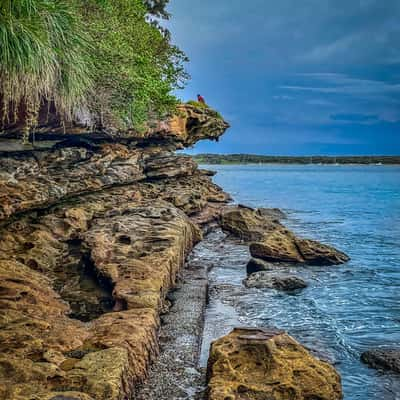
[144,0,170,19]
[84,0,188,130]
[186,100,223,120]
[0,0,92,131]
[186,100,209,109]
[0,0,188,134]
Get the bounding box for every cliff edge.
[0,104,230,400]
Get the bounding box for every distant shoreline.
[191,154,400,165]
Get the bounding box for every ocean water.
[201,164,400,400]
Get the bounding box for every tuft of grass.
[186,100,209,109]
[186,100,223,120]
[0,0,92,139]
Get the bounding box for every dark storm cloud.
[167,0,400,155]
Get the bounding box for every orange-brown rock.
[207,327,343,400]
[0,103,229,148]
[221,206,349,266]
[0,102,230,399]
[0,194,201,399]
[220,205,280,241]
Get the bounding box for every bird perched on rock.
[197,94,206,104]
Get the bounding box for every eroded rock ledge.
[0,105,230,400]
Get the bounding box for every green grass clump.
[0,0,189,137]
[186,100,223,120]
[0,0,92,139]
[186,100,209,109]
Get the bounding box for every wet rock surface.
[222,206,349,266]
[135,255,209,400]
[361,349,400,373]
[206,327,343,400]
[243,271,308,291]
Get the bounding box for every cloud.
[298,33,362,62]
[167,0,400,155]
[272,95,294,100]
[330,113,379,124]
[281,75,400,97]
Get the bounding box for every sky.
[166,0,400,155]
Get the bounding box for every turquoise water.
[204,164,400,400]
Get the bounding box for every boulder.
[361,348,400,373]
[249,228,305,263]
[250,230,349,266]
[207,327,343,400]
[296,239,350,265]
[220,205,279,241]
[220,206,349,266]
[246,257,275,274]
[257,207,286,221]
[243,271,308,291]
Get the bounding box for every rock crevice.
[0,104,230,400]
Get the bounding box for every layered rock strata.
[207,327,343,400]
[0,105,230,399]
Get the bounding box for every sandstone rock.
[0,100,230,399]
[149,104,230,147]
[249,234,350,266]
[1,103,229,148]
[207,327,343,400]
[0,144,145,223]
[295,238,350,265]
[250,227,305,263]
[220,205,279,241]
[221,206,349,266]
[0,198,200,399]
[257,207,286,220]
[243,271,308,291]
[0,104,229,225]
[144,152,197,179]
[361,348,400,373]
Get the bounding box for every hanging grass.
[0,0,189,140]
[0,0,92,139]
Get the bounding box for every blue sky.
[166,0,400,155]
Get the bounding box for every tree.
[0,0,91,141]
[0,0,188,139]
[143,0,170,19]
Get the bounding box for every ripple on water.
[198,164,400,400]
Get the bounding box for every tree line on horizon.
[192,154,400,165]
[0,0,188,141]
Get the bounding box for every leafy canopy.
[0,0,92,126]
[0,0,188,133]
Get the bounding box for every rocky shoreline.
[1,103,393,400]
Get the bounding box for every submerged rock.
[243,271,308,291]
[246,257,275,274]
[207,327,343,400]
[361,348,400,373]
[257,207,286,220]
